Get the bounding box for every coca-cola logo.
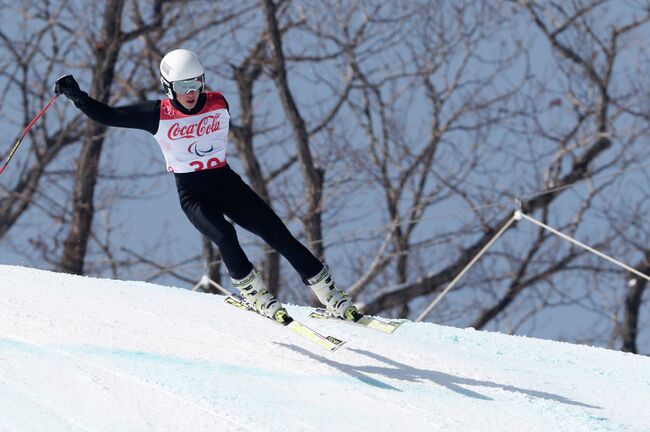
[167,113,221,140]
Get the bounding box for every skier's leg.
[220,170,357,319]
[219,170,322,279]
[304,264,358,320]
[178,197,286,320]
[178,197,252,279]
[230,267,287,321]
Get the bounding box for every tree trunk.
[201,236,222,294]
[232,48,281,294]
[58,0,126,274]
[621,257,649,354]
[260,0,325,265]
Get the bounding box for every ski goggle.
[172,75,205,94]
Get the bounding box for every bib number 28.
[189,157,223,171]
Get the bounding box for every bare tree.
[59,0,165,274]
[260,0,327,266]
[361,0,650,340]
[199,236,223,293]
[622,258,649,353]
[0,1,85,241]
[228,37,285,293]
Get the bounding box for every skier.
[54,48,358,323]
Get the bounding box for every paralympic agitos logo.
[187,141,214,157]
[167,114,221,140]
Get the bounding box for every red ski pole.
[0,94,59,176]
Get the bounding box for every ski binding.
[309,308,402,334]
[225,295,346,352]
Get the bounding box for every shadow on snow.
[277,342,601,409]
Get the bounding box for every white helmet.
[160,49,205,99]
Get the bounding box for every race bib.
[153,92,230,173]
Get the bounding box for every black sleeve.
[74,93,160,135]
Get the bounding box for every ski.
[224,295,346,352]
[308,308,402,334]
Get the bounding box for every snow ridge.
[1,265,648,432]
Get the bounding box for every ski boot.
[231,268,288,323]
[305,265,359,321]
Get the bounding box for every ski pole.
[0,94,59,176]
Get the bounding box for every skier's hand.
[54,75,84,103]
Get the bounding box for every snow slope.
[0,265,648,432]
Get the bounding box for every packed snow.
[0,265,648,431]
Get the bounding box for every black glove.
[54,75,85,104]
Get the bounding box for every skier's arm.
[75,96,160,135]
[54,75,159,135]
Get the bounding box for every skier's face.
[172,75,204,109]
[177,91,199,110]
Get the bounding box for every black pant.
[175,165,323,280]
